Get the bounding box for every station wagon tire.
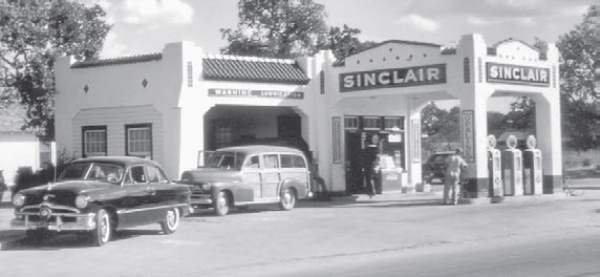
[214,191,230,216]
[279,188,296,211]
[160,207,180,234]
[90,208,111,247]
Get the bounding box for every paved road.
[0,191,600,277]
[241,230,600,277]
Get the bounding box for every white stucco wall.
[54,42,184,178]
[54,34,562,196]
[0,133,40,188]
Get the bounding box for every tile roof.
[71,53,162,68]
[202,55,310,85]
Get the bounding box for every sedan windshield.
[59,162,125,185]
[201,151,245,170]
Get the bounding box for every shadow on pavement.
[0,229,162,251]
[0,201,13,209]
[187,204,285,218]
[297,196,445,209]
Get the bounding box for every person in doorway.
[444,148,468,205]
[363,134,380,198]
[371,154,383,195]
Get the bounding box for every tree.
[0,0,110,140]
[557,5,600,150]
[504,96,536,133]
[487,111,507,137]
[324,24,377,62]
[420,102,460,159]
[221,0,373,60]
[221,0,328,58]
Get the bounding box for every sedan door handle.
[146,187,156,195]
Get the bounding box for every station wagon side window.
[280,154,294,168]
[243,155,260,169]
[281,154,307,169]
[263,154,279,169]
[292,155,307,168]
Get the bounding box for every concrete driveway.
[0,185,599,276]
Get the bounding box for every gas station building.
[54,33,562,199]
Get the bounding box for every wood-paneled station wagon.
[11,157,191,246]
[180,145,313,216]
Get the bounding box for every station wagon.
[180,145,312,216]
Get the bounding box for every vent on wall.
[187,61,193,87]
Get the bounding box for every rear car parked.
[422,151,454,185]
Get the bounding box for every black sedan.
[10,156,191,246]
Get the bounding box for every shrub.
[582,158,591,167]
[12,151,75,193]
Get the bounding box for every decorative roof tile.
[71,53,162,68]
[202,55,309,85]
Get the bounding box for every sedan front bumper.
[11,212,96,232]
[190,193,213,206]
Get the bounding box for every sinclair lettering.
[339,64,446,92]
[486,63,550,86]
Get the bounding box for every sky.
[89,0,594,58]
[85,0,595,112]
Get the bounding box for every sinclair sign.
[339,64,446,92]
[486,63,550,86]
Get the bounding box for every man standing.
[444,148,468,205]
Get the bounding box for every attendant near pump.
[444,148,468,205]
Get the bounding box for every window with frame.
[280,154,307,169]
[214,125,233,149]
[263,154,279,169]
[363,116,382,130]
[126,124,152,159]
[128,166,147,184]
[280,154,294,168]
[82,126,107,157]
[292,155,307,168]
[384,117,404,130]
[146,166,168,183]
[243,155,260,169]
[344,116,359,130]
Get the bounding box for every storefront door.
[345,131,364,194]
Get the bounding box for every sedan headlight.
[12,193,25,207]
[201,183,212,191]
[75,195,89,209]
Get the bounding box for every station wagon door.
[260,153,280,199]
[280,154,310,196]
[241,155,261,201]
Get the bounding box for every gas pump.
[523,135,543,195]
[487,135,503,197]
[502,135,523,196]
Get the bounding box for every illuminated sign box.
[208,88,304,99]
[486,63,550,87]
[339,64,446,92]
